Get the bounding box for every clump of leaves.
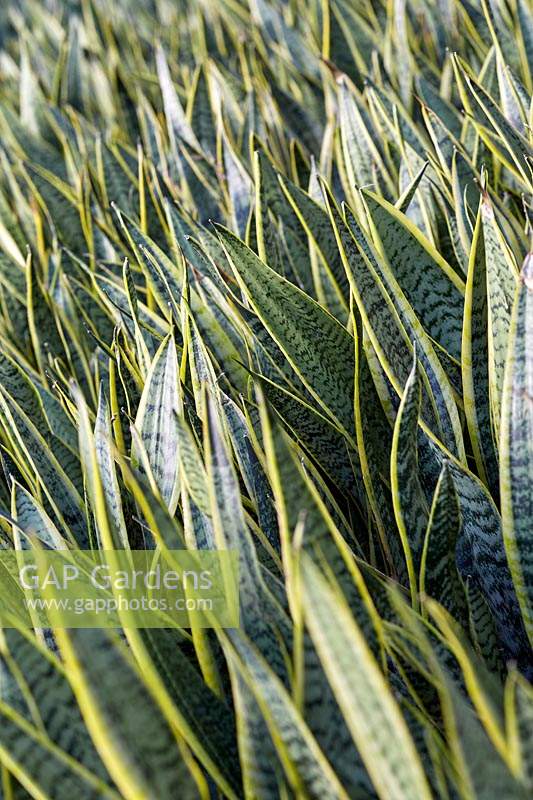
[0,0,532,797]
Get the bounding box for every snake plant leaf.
[62,273,118,356]
[206,387,287,800]
[289,140,310,188]
[328,0,377,84]
[98,143,136,217]
[451,149,475,261]
[94,388,129,549]
[270,83,321,155]
[0,351,50,436]
[132,334,181,514]
[507,671,533,792]
[176,413,210,516]
[442,681,527,799]
[126,627,243,800]
[182,483,215,552]
[420,463,466,623]
[73,382,116,550]
[224,631,351,800]
[118,460,184,551]
[410,423,529,664]
[53,627,203,800]
[301,555,433,800]
[355,332,405,580]
[216,224,355,438]
[63,16,84,111]
[409,410,525,663]
[1,627,111,782]
[18,42,48,140]
[221,394,280,552]
[261,401,373,625]
[189,286,248,394]
[278,174,350,320]
[250,0,318,81]
[495,54,528,136]
[114,207,182,318]
[362,188,465,362]
[222,129,252,238]
[95,272,169,340]
[462,199,500,498]
[23,163,87,254]
[188,65,216,159]
[155,45,198,152]
[257,403,379,795]
[225,664,283,800]
[330,199,463,459]
[482,0,522,75]
[416,76,463,141]
[365,81,428,160]
[0,3,532,797]
[338,78,394,204]
[444,456,531,666]
[457,61,533,185]
[122,258,151,376]
[253,148,314,294]
[395,161,429,215]
[0,105,65,181]
[0,643,29,719]
[346,197,463,433]
[185,312,219,416]
[26,256,67,381]
[11,481,67,550]
[0,700,120,800]
[205,392,287,656]
[516,0,533,91]
[500,253,533,648]
[483,195,518,444]
[391,353,429,596]
[177,138,222,225]
[397,145,439,245]
[465,577,505,676]
[0,187,27,265]
[251,368,359,500]
[0,389,87,546]
[235,299,307,395]
[166,207,228,294]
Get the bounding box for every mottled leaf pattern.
[500,254,533,647]
[132,335,181,513]
[0,3,531,799]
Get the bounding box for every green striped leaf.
[301,555,433,800]
[216,225,355,438]
[329,198,464,459]
[0,701,119,800]
[362,188,465,362]
[483,196,518,444]
[462,199,499,497]
[500,253,533,647]
[94,388,129,549]
[278,174,349,321]
[507,671,533,792]
[54,628,203,800]
[132,334,181,514]
[224,631,351,800]
[420,463,467,623]
[391,353,429,598]
[11,481,67,550]
[0,389,87,546]
[1,628,111,783]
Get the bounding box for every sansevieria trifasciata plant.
[0,0,531,798]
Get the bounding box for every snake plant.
[0,0,531,798]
